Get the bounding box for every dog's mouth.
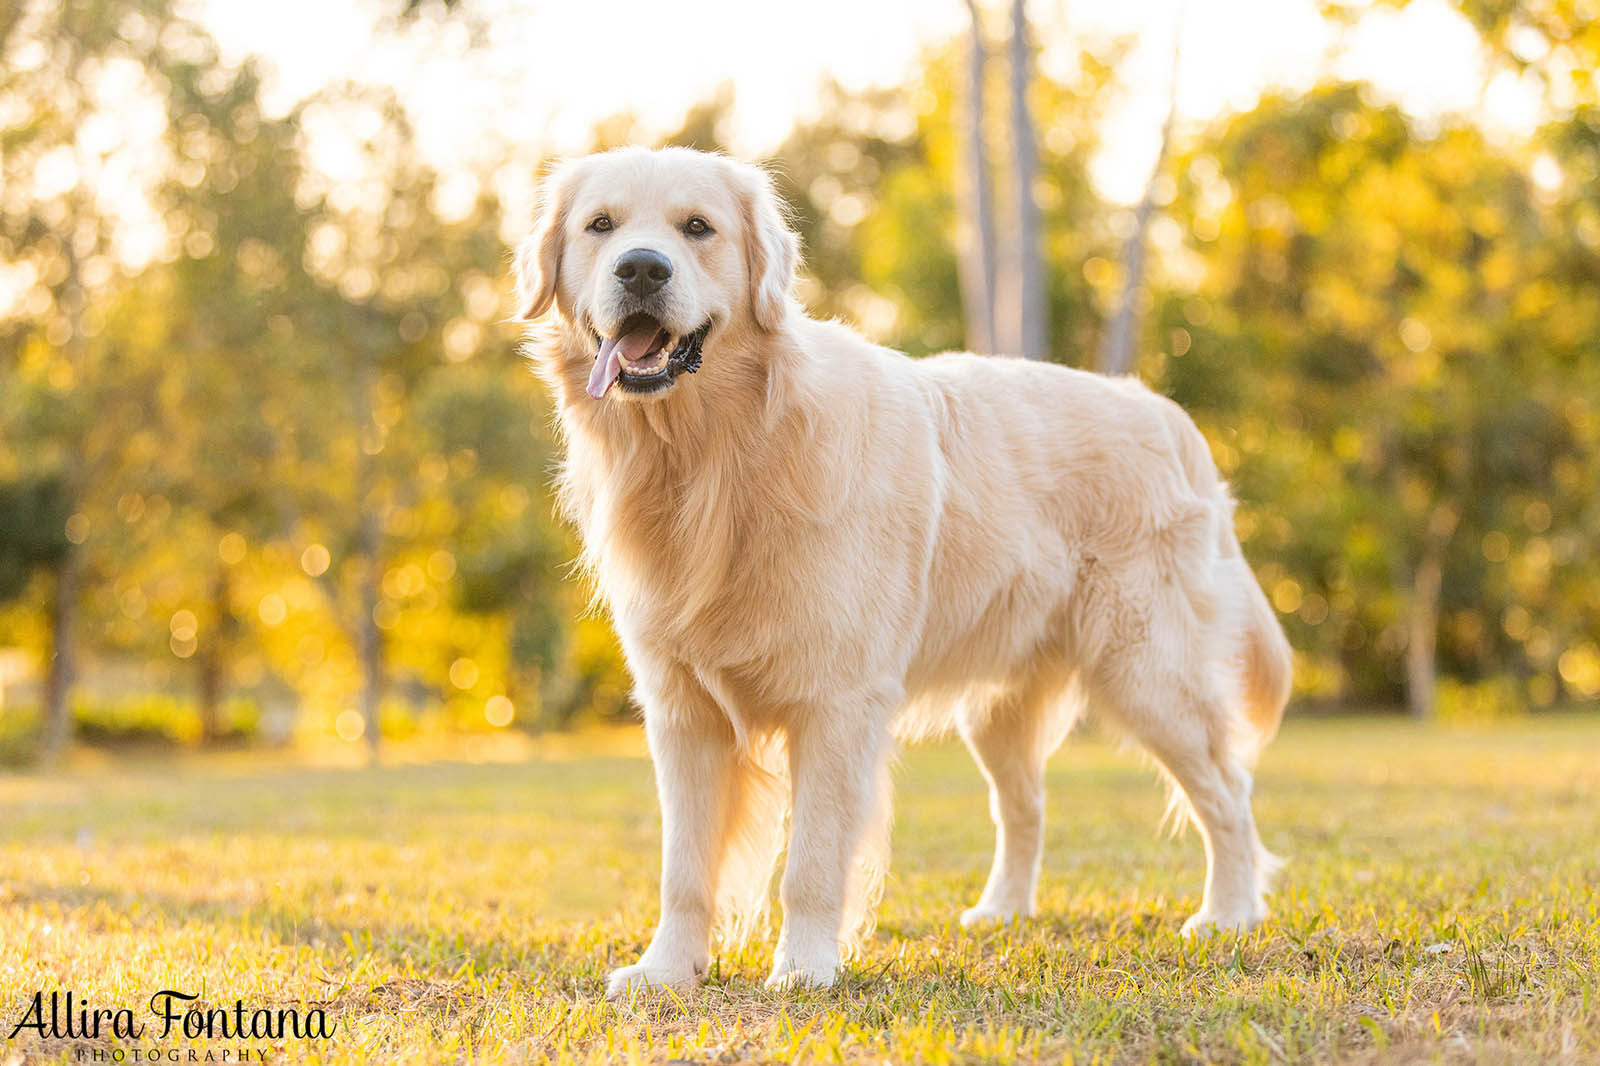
[586,313,710,398]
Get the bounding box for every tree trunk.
[197,566,231,744]
[40,247,88,766]
[357,513,384,762]
[41,547,79,764]
[349,319,385,763]
[1405,503,1459,721]
[197,645,222,744]
[958,0,998,355]
[1405,546,1443,721]
[1100,15,1183,375]
[1008,0,1047,360]
[358,564,383,761]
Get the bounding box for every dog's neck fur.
[535,311,811,474]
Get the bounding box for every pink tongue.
[586,326,663,399]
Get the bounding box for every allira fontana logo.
[7,989,335,1050]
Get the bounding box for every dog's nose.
[613,248,672,298]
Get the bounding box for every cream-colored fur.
[513,147,1293,998]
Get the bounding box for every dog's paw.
[763,957,838,992]
[604,960,700,1001]
[959,902,1033,929]
[1180,906,1264,938]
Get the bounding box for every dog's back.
[880,350,1290,756]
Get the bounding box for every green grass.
[1,714,1597,1065]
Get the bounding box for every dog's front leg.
[766,693,893,990]
[606,677,736,1000]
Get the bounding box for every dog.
[513,146,1292,998]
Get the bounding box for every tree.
[275,86,548,754]
[0,478,70,605]
[957,0,999,354]
[0,0,198,759]
[1100,13,1183,376]
[1005,0,1049,360]
[140,55,320,742]
[771,39,1113,364]
[1159,84,1594,715]
[418,368,571,722]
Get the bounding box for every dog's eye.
[684,216,712,237]
[587,215,613,234]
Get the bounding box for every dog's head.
[514,147,799,402]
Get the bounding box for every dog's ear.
[513,161,576,321]
[734,162,800,333]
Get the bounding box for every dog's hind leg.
[956,673,1064,927]
[1091,655,1270,935]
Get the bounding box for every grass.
[0,714,1597,1065]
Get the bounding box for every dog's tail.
[1236,560,1292,749]
[1157,395,1291,754]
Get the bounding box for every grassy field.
[0,714,1596,1065]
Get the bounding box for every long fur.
[514,148,1294,995]
[712,731,787,946]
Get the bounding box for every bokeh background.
[2,0,1598,765]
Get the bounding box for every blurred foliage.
[0,694,259,765]
[1,1,1597,760]
[0,475,69,599]
[0,0,601,755]
[1326,0,1600,106]
[1155,83,1600,707]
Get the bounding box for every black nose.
[613,248,672,298]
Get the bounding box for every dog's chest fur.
[558,407,891,702]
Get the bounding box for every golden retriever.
[513,146,1292,997]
